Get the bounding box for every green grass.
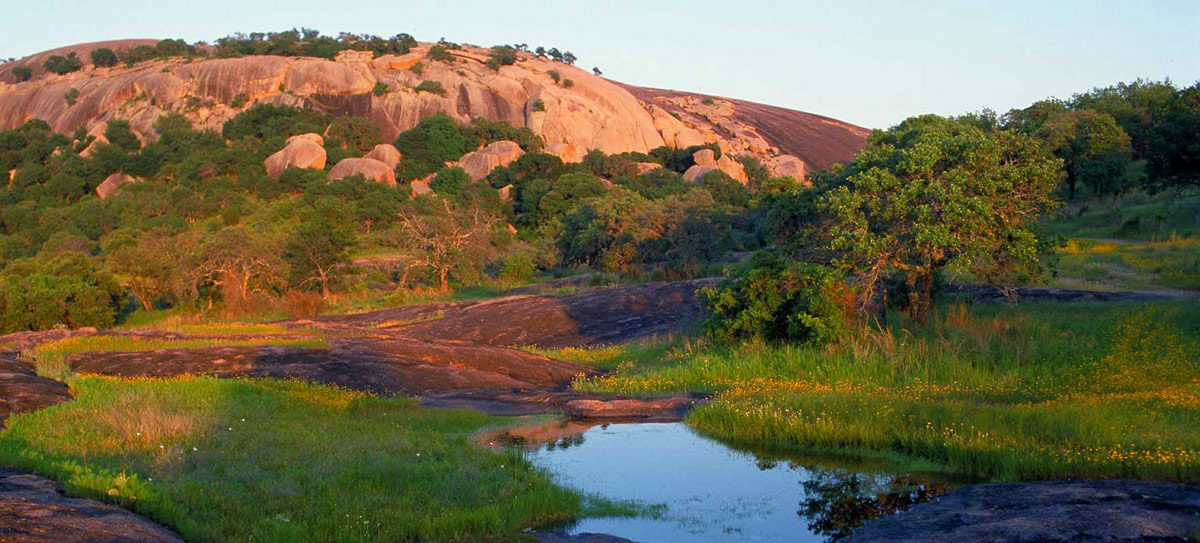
[31,335,328,380]
[1049,188,1200,240]
[565,301,1200,482]
[1052,238,1200,291]
[0,376,583,542]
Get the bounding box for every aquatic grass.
[573,302,1200,481]
[0,376,582,542]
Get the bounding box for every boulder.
[287,133,324,146]
[768,154,806,181]
[329,158,396,186]
[682,165,718,182]
[410,177,432,197]
[264,135,327,178]
[365,143,401,167]
[547,142,586,163]
[95,173,137,199]
[498,184,513,202]
[635,162,661,174]
[716,154,749,184]
[455,141,525,181]
[692,148,716,167]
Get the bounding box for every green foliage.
[532,99,546,112]
[430,166,471,198]
[89,47,118,67]
[488,45,519,69]
[62,88,80,106]
[466,117,543,151]
[43,52,82,75]
[11,65,31,82]
[393,114,474,181]
[213,29,415,60]
[372,82,389,96]
[230,92,247,108]
[285,196,356,296]
[427,44,455,62]
[1035,109,1133,199]
[700,252,846,345]
[104,119,141,152]
[221,104,330,141]
[547,70,561,84]
[0,251,125,333]
[823,115,1062,322]
[414,80,445,95]
[537,172,608,224]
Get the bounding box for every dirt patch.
[845,479,1200,543]
[0,352,70,428]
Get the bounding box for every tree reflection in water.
[800,471,948,541]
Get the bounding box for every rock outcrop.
[94,172,137,199]
[328,157,396,185]
[0,352,71,428]
[682,148,748,183]
[364,143,401,167]
[264,133,327,178]
[1,40,868,177]
[455,140,525,181]
[0,468,184,542]
[845,479,1200,543]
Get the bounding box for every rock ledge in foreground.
[845,479,1200,543]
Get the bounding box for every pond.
[503,421,959,543]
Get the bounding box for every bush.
[222,104,330,141]
[488,45,519,68]
[427,44,455,62]
[700,252,847,345]
[11,66,31,82]
[104,120,141,152]
[43,52,83,75]
[63,88,80,106]
[414,80,446,95]
[372,82,389,96]
[230,93,248,107]
[393,114,473,181]
[430,166,470,198]
[90,47,119,67]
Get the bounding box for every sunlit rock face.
[0,40,868,177]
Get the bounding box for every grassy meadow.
[564,301,1200,482]
[0,376,582,542]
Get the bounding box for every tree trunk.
[438,268,450,292]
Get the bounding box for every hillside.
[0,39,868,178]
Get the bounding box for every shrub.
[104,120,141,152]
[222,104,330,141]
[532,100,545,112]
[410,61,424,76]
[393,113,474,180]
[90,47,119,67]
[700,252,847,345]
[372,82,389,96]
[43,52,83,75]
[427,44,455,62]
[63,88,80,106]
[562,79,574,88]
[489,45,519,68]
[11,65,31,82]
[414,80,446,95]
[230,92,248,107]
[430,166,470,198]
[547,70,560,84]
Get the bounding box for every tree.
[196,226,287,309]
[534,46,546,58]
[393,199,498,292]
[285,197,355,297]
[103,228,179,310]
[11,65,31,82]
[1035,109,1132,199]
[430,166,470,199]
[104,119,142,152]
[1146,83,1200,189]
[43,52,83,75]
[562,51,577,65]
[592,67,602,76]
[90,47,118,67]
[822,115,1062,323]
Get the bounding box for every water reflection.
[495,421,953,543]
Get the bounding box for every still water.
[519,422,951,543]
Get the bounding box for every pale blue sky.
[3,0,1197,128]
